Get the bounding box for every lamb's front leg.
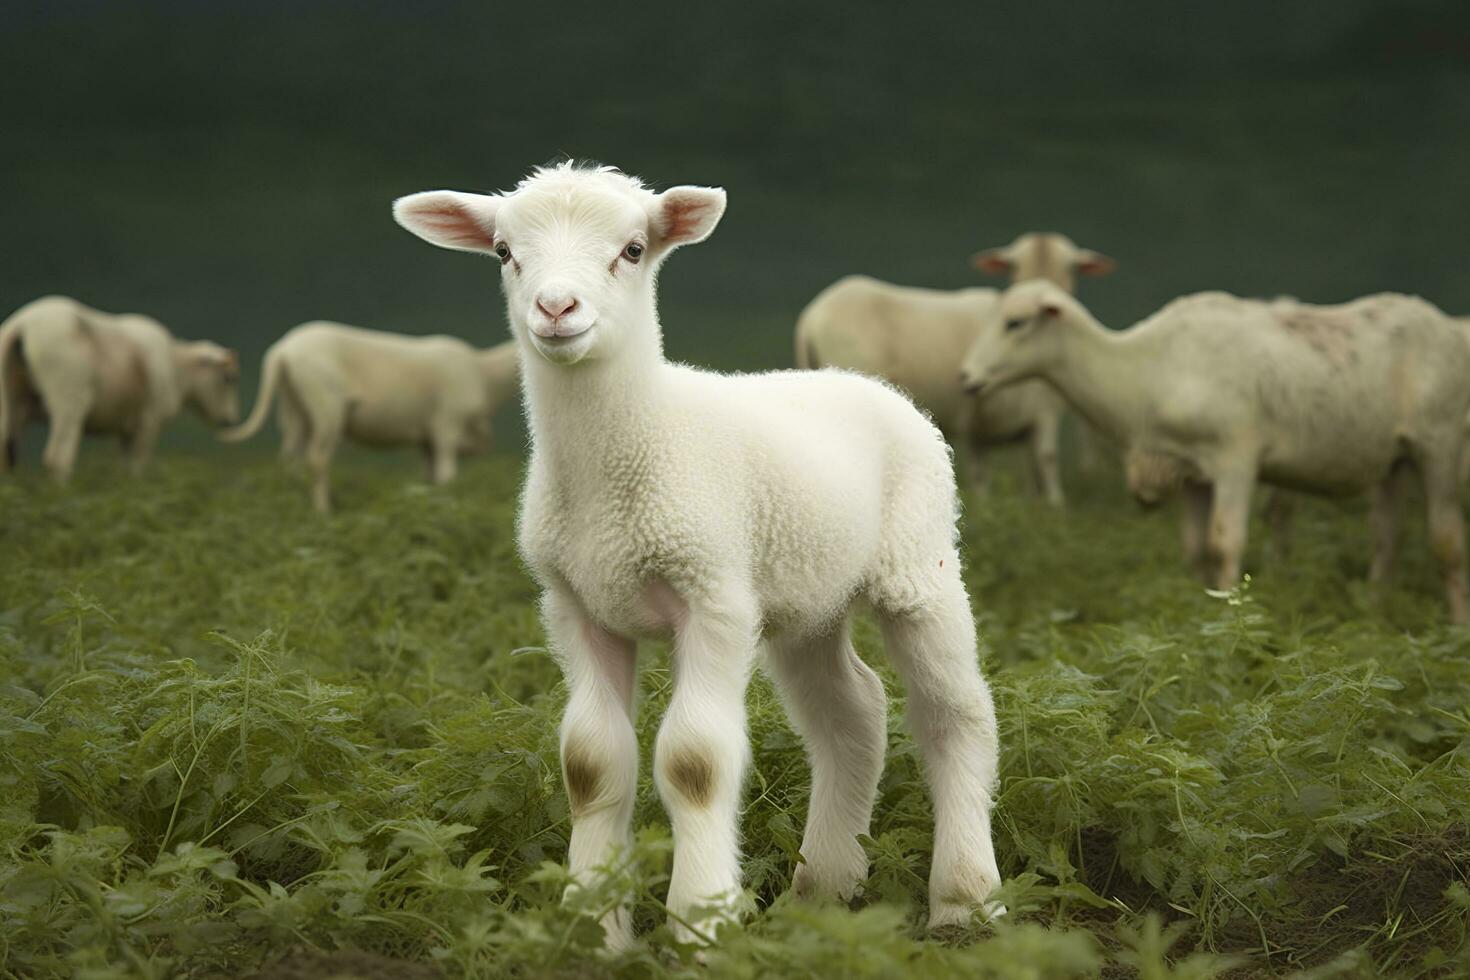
[654,595,758,945]
[546,588,640,950]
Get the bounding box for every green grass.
[1,448,1468,978]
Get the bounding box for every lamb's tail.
[0,316,25,469]
[794,313,821,370]
[217,345,283,443]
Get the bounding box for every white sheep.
[0,295,239,480]
[794,233,1115,506]
[394,164,1002,947]
[960,283,1470,621]
[219,322,519,513]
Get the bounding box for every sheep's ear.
[1074,250,1117,278]
[393,191,502,254]
[652,186,727,248]
[971,248,1014,276]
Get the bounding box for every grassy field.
[2,446,1468,979]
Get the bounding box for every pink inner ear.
[415,202,494,250]
[662,198,713,241]
[1041,304,1061,317]
[1077,256,1117,277]
[972,253,1013,275]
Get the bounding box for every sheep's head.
[178,342,241,426]
[970,232,1115,294]
[394,164,726,366]
[958,280,1072,396]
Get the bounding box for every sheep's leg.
[295,396,342,514]
[1207,471,1256,590]
[1368,461,1412,584]
[42,403,89,484]
[277,396,307,466]
[655,596,758,944]
[1076,418,1105,474]
[428,427,460,485]
[1029,414,1064,508]
[1180,481,1213,579]
[877,573,1001,929]
[1,393,30,473]
[765,622,887,903]
[125,412,161,477]
[1416,449,1470,623]
[547,588,640,950]
[1263,491,1296,564]
[954,400,987,495]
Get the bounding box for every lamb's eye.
[622,242,645,264]
[494,243,512,264]
[1005,317,1027,332]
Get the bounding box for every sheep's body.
[0,295,238,480]
[795,234,1116,507]
[961,283,1470,620]
[396,164,1001,948]
[796,276,1063,444]
[221,322,519,513]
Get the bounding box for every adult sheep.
[0,295,239,481]
[219,322,520,513]
[794,232,1115,506]
[959,282,1470,621]
[394,163,1003,947]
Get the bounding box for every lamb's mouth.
[531,322,595,344]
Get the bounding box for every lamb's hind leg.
[1206,469,1256,590]
[1415,447,1470,623]
[1368,459,1412,584]
[876,571,1002,929]
[546,587,639,949]
[654,590,759,944]
[765,620,887,903]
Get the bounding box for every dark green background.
[4,1,1468,450]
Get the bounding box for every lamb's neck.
[521,333,669,476]
[1044,318,1163,448]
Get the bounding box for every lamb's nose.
[537,295,578,320]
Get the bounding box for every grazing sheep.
[394,164,1002,947]
[0,295,239,481]
[794,232,1115,506]
[219,322,519,513]
[960,283,1470,621]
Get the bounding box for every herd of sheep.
[4,160,1469,947]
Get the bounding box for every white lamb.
[219,322,520,513]
[394,164,1002,946]
[960,282,1470,621]
[794,232,1115,506]
[0,295,239,480]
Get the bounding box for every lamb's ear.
[393,191,502,254]
[652,186,727,248]
[1074,249,1117,278]
[971,248,1014,277]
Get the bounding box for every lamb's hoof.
[927,899,1007,933]
[791,854,867,904]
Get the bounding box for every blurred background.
[3,0,1468,452]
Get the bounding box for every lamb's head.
[958,280,1076,395]
[394,164,726,366]
[971,232,1115,294]
[176,342,241,426]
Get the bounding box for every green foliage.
[1,452,1468,977]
